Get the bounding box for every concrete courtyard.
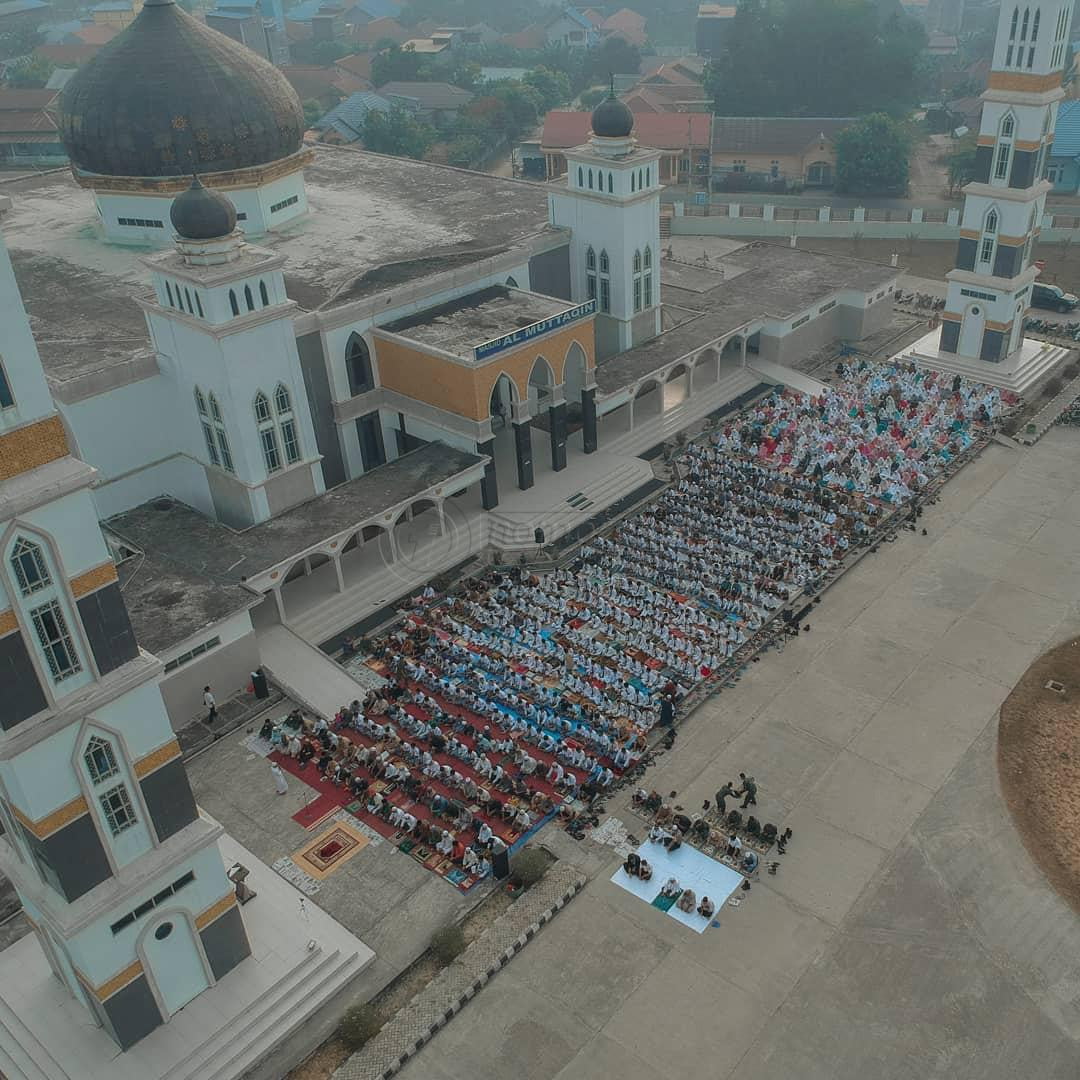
[389,427,1080,1080]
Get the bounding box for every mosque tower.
[549,90,663,359]
[0,193,250,1049]
[918,0,1077,389]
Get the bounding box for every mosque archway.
[664,363,691,410]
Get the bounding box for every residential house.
[313,90,391,142]
[280,63,368,110]
[696,3,735,57]
[544,7,598,48]
[500,24,547,49]
[711,116,852,189]
[334,51,373,82]
[621,83,710,113]
[378,80,473,123]
[480,66,531,83]
[0,87,66,167]
[599,7,647,46]
[1047,99,1080,192]
[89,0,141,28]
[207,0,288,63]
[346,15,409,44]
[539,109,712,183]
[0,0,49,32]
[34,42,102,65]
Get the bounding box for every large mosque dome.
[58,0,304,179]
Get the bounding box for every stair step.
[0,991,69,1080]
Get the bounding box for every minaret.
[0,193,250,1049]
[930,0,1075,388]
[549,88,663,360]
[140,178,325,528]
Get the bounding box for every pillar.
[478,437,499,510]
[436,502,446,536]
[332,554,345,592]
[513,420,533,490]
[272,587,286,622]
[581,387,598,454]
[740,337,747,366]
[548,400,567,471]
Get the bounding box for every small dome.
[591,92,634,139]
[170,176,237,240]
[58,0,304,179]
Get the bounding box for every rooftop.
[711,116,853,154]
[106,442,482,648]
[0,143,551,387]
[541,109,712,150]
[1053,99,1080,157]
[383,285,577,356]
[377,81,473,109]
[594,241,897,392]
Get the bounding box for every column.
[548,395,568,472]
[740,337,747,366]
[272,587,286,623]
[581,387,598,454]
[513,420,533,490]
[436,502,446,536]
[478,438,499,510]
[332,554,345,592]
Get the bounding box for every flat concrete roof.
[105,442,483,649]
[383,285,575,357]
[595,241,897,393]
[0,145,551,386]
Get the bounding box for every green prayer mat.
[651,891,680,911]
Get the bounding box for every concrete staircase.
[166,947,366,1080]
[600,366,766,459]
[0,994,68,1080]
[485,455,654,550]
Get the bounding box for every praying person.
[270,762,288,795]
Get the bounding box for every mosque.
[0,0,1070,1070]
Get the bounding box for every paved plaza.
[385,427,1080,1080]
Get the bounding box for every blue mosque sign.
[473,299,596,362]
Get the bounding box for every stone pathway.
[333,864,586,1080]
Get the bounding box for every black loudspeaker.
[251,669,269,699]
[534,527,545,546]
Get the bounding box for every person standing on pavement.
[737,772,757,808]
[715,781,736,814]
[659,694,675,729]
[203,685,217,724]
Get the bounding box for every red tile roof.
[542,110,711,150]
[0,89,59,136]
[35,42,102,65]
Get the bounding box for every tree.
[706,0,926,117]
[312,40,349,65]
[944,135,977,197]
[372,44,427,86]
[522,66,571,111]
[585,36,641,81]
[7,54,53,89]
[302,98,324,128]
[363,106,436,159]
[835,113,911,196]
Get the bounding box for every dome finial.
[170,175,237,241]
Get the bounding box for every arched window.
[1023,204,1038,265]
[631,171,636,192]
[979,207,999,266]
[194,387,208,416]
[632,249,643,312]
[577,166,583,186]
[259,280,269,307]
[585,246,597,302]
[273,383,301,465]
[643,245,653,307]
[633,250,642,273]
[588,168,593,189]
[506,275,519,287]
[598,249,610,313]
[346,333,374,396]
[208,393,234,473]
[184,287,194,314]
[1031,7,1040,39]
[254,391,281,473]
[994,114,1015,182]
[647,167,651,186]
[196,386,220,467]
[11,537,51,597]
[195,292,204,318]
[84,736,119,785]
[229,289,239,317]
[599,250,609,274]
[165,281,174,307]
[244,284,254,312]
[1020,6,1030,39]
[1010,5,1019,37]
[607,172,613,193]
[1036,107,1052,178]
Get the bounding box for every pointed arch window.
[31,600,81,682]
[195,386,223,468]
[244,284,254,312]
[184,287,194,314]
[598,249,610,313]
[274,383,301,465]
[11,538,51,597]
[254,391,281,473]
[346,334,374,396]
[259,280,270,307]
[165,281,174,308]
[585,245,597,301]
[643,245,653,308]
[0,359,15,410]
[208,393,234,473]
[607,172,613,193]
[84,736,119,785]
[979,208,999,265]
[229,289,239,317]
[577,166,583,187]
[632,249,643,312]
[994,114,1015,182]
[195,292,204,318]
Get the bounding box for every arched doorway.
[693,348,720,392]
[562,341,596,454]
[632,379,663,427]
[527,356,555,412]
[958,303,985,358]
[1008,301,1024,355]
[345,333,374,396]
[140,914,209,1018]
[488,373,532,491]
[664,363,691,410]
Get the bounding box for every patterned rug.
[291,820,370,880]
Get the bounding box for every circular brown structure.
[998,635,1080,912]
